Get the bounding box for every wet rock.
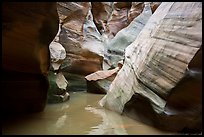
[86,79,113,94]
[99,2,202,133]
[2,2,59,114]
[48,32,71,104]
[47,71,69,104]
[63,72,87,92]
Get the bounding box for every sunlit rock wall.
[104,2,153,69]
[105,2,161,39]
[56,2,161,75]
[57,2,103,75]
[99,2,202,132]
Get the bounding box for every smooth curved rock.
[2,2,59,114]
[150,2,161,13]
[82,7,104,58]
[58,2,103,75]
[127,2,144,24]
[128,2,161,24]
[106,2,132,39]
[104,2,152,69]
[99,2,202,133]
[91,2,113,34]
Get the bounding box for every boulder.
[49,42,66,61]
[63,72,87,92]
[49,41,66,70]
[85,67,120,94]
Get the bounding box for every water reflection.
[85,106,128,135]
[2,92,175,135]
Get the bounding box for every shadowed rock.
[2,2,59,115]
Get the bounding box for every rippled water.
[2,91,176,135]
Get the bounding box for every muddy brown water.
[2,91,177,135]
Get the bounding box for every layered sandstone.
[99,2,202,132]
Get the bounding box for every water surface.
[2,91,176,135]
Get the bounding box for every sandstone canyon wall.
[99,2,202,132]
[2,2,202,133]
[2,2,59,114]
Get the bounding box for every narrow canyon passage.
[2,2,202,135]
[2,91,175,135]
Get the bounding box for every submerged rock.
[63,72,87,92]
[99,2,202,133]
[47,71,69,104]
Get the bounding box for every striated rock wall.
[91,2,113,34]
[105,2,132,39]
[57,2,103,75]
[99,2,202,132]
[128,2,161,24]
[56,2,161,75]
[104,2,153,69]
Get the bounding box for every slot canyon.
[2,2,202,135]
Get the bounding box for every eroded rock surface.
[106,2,132,39]
[104,2,152,69]
[91,2,113,34]
[57,2,103,75]
[99,2,202,132]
